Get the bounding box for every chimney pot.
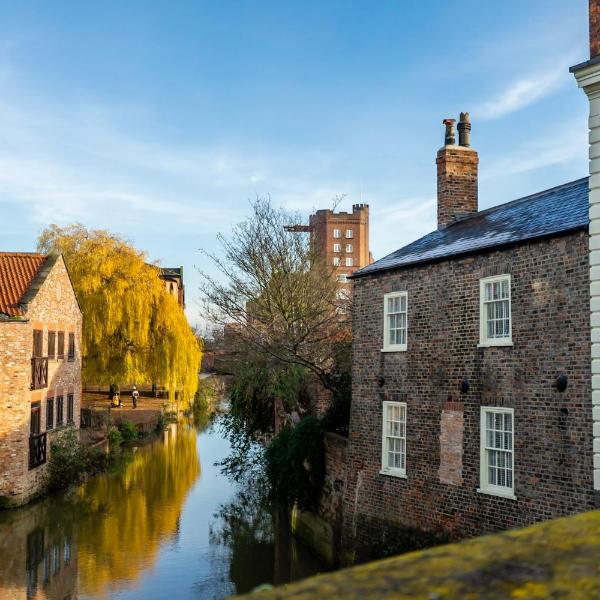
[458,112,471,147]
[443,118,456,145]
[436,113,478,229]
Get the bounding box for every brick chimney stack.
[591,0,600,58]
[436,112,479,229]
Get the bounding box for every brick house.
[0,252,82,506]
[342,114,596,558]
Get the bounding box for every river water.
[0,414,329,599]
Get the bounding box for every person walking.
[132,386,139,409]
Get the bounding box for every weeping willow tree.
[37,224,202,405]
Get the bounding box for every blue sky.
[0,1,590,327]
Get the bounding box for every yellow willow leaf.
[38,224,202,405]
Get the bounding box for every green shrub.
[230,363,311,436]
[118,420,139,442]
[156,413,166,432]
[48,428,91,491]
[321,369,351,436]
[265,416,325,511]
[107,426,123,446]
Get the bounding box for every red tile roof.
[0,253,47,316]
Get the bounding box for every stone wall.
[0,256,82,505]
[318,432,348,532]
[308,378,333,418]
[343,231,596,556]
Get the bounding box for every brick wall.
[0,320,30,502]
[438,401,464,486]
[310,204,371,279]
[436,145,478,229]
[591,0,600,58]
[318,432,348,529]
[308,378,333,417]
[0,256,82,505]
[342,230,595,555]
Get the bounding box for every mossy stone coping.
[235,509,600,599]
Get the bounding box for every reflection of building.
[0,252,82,506]
[160,266,185,308]
[0,499,78,600]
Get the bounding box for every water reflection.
[77,424,200,596]
[0,497,77,599]
[0,415,328,599]
[208,484,327,595]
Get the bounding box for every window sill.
[379,469,407,479]
[381,347,407,353]
[477,340,513,348]
[477,487,516,500]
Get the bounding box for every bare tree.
[199,197,351,392]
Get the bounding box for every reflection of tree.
[209,480,275,595]
[208,475,329,596]
[76,425,200,596]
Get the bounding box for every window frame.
[345,257,354,267]
[382,291,408,352]
[479,274,512,347]
[346,243,353,252]
[67,333,75,362]
[30,402,41,435]
[345,229,353,238]
[67,394,74,424]
[333,243,341,253]
[46,397,54,431]
[478,406,516,499]
[33,330,44,358]
[57,332,65,359]
[333,257,340,266]
[56,395,64,427]
[47,331,56,359]
[333,229,341,238]
[336,274,348,283]
[380,400,407,478]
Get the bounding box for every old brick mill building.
[0,252,82,506]
[342,113,596,557]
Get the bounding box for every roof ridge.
[0,251,47,257]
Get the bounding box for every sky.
[0,0,591,328]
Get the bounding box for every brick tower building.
[307,204,373,284]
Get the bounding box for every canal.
[0,412,329,599]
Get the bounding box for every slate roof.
[0,253,48,316]
[353,177,589,279]
[160,267,183,279]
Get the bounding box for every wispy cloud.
[481,120,586,180]
[0,92,353,236]
[477,64,570,121]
